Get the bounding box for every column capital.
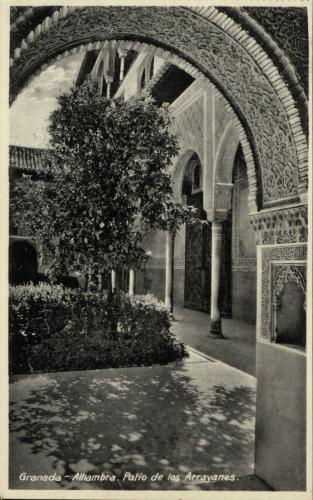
[118,48,128,58]
[210,212,230,224]
[166,230,175,241]
[211,221,223,233]
[105,75,114,84]
[209,182,233,223]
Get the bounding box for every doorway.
[183,155,211,312]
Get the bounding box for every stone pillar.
[129,268,135,296]
[111,269,116,291]
[165,232,175,313]
[210,221,224,337]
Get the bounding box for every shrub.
[9,285,187,374]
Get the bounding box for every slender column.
[98,271,103,292]
[210,222,224,337]
[129,269,135,296]
[87,266,93,291]
[111,269,116,291]
[98,75,103,97]
[165,232,175,313]
[118,49,128,82]
[105,75,114,99]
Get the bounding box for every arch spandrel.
[10,6,307,209]
[214,122,240,186]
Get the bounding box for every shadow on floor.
[10,362,256,490]
[172,305,256,376]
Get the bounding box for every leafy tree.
[11,79,196,289]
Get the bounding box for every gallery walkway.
[9,350,269,491]
[171,305,256,376]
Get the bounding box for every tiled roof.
[9,145,48,171]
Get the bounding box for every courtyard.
[10,344,269,491]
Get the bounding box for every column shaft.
[105,76,113,99]
[111,269,116,291]
[210,222,223,337]
[129,269,135,296]
[106,82,111,99]
[165,232,175,313]
[119,56,125,82]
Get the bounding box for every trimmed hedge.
[9,284,187,374]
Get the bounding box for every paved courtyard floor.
[9,350,268,491]
[171,305,256,376]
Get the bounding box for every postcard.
[1,1,312,499]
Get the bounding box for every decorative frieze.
[250,205,308,245]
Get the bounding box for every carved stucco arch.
[9,6,308,210]
[274,266,306,298]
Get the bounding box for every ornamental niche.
[259,244,307,340]
[272,264,306,345]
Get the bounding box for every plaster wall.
[255,341,306,490]
[136,225,186,305]
[231,272,256,323]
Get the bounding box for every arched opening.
[182,155,210,312]
[140,68,146,91]
[97,61,104,96]
[149,56,154,80]
[231,144,257,323]
[171,153,210,312]
[275,282,306,347]
[9,238,38,285]
[182,154,202,197]
[11,7,307,492]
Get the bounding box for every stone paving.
[171,305,256,376]
[9,350,265,491]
